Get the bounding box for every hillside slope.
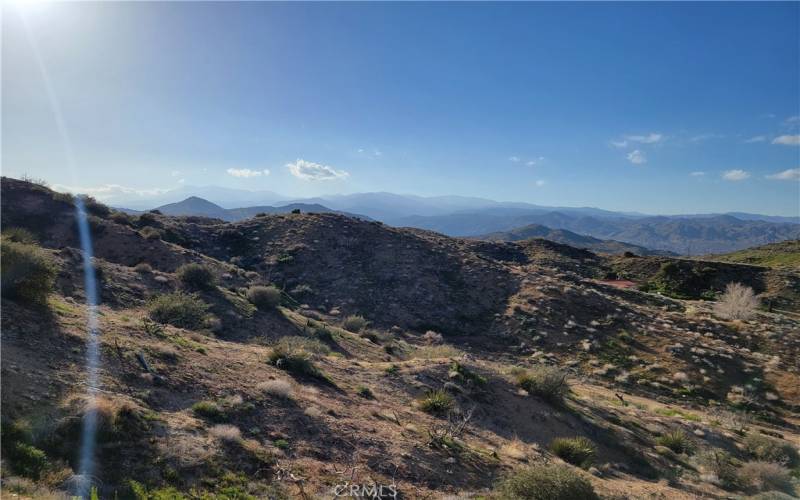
[2,177,799,499]
[701,240,800,270]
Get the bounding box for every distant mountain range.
[121,196,370,222]
[476,224,673,256]
[109,189,800,255]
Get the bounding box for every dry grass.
[257,379,294,399]
[209,424,242,442]
[413,344,462,359]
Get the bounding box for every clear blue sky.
[3,1,799,215]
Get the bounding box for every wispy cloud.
[744,135,766,143]
[508,156,521,162]
[626,150,646,165]
[611,132,664,149]
[52,183,169,201]
[286,159,349,181]
[766,168,800,181]
[689,171,705,177]
[226,168,270,178]
[722,169,750,181]
[773,135,800,146]
[534,179,546,187]
[785,115,800,124]
[689,133,724,143]
[357,148,383,159]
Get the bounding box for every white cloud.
[773,135,800,146]
[171,170,181,177]
[744,135,766,143]
[766,168,800,181]
[51,183,169,201]
[785,115,800,123]
[526,156,545,167]
[612,132,664,149]
[534,179,546,187]
[689,171,705,177]
[286,159,349,181]
[226,168,270,178]
[722,169,750,181]
[626,150,646,165]
[508,156,520,162]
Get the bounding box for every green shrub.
[177,263,216,290]
[515,365,569,403]
[2,228,37,244]
[147,292,210,329]
[356,386,374,399]
[744,433,800,468]
[192,401,225,422]
[267,337,328,380]
[7,443,48,480]
[656,429,694,455]
[343,314,367,332]
[274,439,289,450]
[550,437,596,468]
[698,449,742,490]
[246,285,282,309]
[140,226,162,240]
[495,464,599,500]
[419,389,454,415]
[449,361,487,386]
[1,240,56,305]
[82,196,111,217]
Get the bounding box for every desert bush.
[267,337,328,379]
[550,436,596,468]
[2,228,37,244]
[109,211,132,226]
[422,330,444,344]
[134,262,153,274]
[209,424,242,442]
[246,285,282,309]
[656,429,695,455]
[192,401,225,422]
[697,449,742,490]
[744,434,800,468]
[738,461,795,495]
[343,314,367,332]
[356,386,374,399]
[1,239,56,305]
[81,196,111,217]
[140,226,162,240]
[257,379,294,399]
[177,263,215,290]
[148,292,210,329]
[449,361,487,386]
[515,365,569,403]
[714,282,759,320]
[495,464,599,500]
[419,389,454,415]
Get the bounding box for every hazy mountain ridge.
[111,190,800,255]
[476,223,674,256]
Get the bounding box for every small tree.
[714,282,759,320]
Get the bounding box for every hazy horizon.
[3,2,799,216]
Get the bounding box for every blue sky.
[3,2,799,215]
